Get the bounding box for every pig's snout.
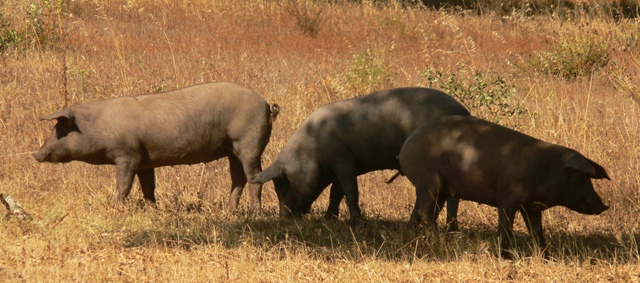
[591,203,609,215]
[33,151,48,162]
[586,193,609,215]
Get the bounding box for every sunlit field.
[1,0,639,281]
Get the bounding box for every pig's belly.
[446,178,499,207]
[139,142,232,168]
[140,154,230,168]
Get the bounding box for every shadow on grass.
[116,207,639,263]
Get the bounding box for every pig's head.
[33,109,83,163]
[560,154,610,215]
[251,163,314,218]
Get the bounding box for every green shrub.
[0,13,23,52]
[344,49,390,94]
[423,64,526,124]
[0,2,58,53]
[526,33,611,80]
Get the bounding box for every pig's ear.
[563,155,610,180]
[251,164,285,184]
[40,109,74,122]
[586,158,610,180]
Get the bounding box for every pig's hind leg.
[136,168,156,203]
[227,154,248,213]
[229,130,270,214]
[409,173,446,233]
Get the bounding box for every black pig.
[252,87,470,224]
[399,115,609,258]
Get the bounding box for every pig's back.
[402,116,565,205]
[93,83,270,166]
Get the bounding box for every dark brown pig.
[34,82,279,212]
[251,87,470,225]
[398,115,609,258]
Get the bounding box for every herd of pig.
[33,82,609,259]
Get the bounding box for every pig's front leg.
[521,207,548,258]
[115,158,139,202]
[335,170,361,226]
[324,182,344,220]
[498,207,518,259]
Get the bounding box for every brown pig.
[398,115,609,259]
[34,82,279,212]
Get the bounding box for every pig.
[251,87,470,225]
[398,115,610,259]
[34,82,279,212]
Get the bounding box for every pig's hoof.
[500,250,515,260]
[135,199,157,209]
[348,217,364,228]
[248,207,264,217]
[323,211,339,221]
[226,204,239,215]
[446,222,459,233]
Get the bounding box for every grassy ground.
[1,0,639,281]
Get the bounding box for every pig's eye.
[569,173,590,189]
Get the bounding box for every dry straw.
[0,0,638,281]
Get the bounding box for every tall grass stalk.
[0,1,637,281]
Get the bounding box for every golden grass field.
[1,0,639,281]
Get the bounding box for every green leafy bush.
[0,2,58,53]
[423,64,526,124]
[0,13,23,52]
[344,49,390,94]
[526,33,611,80]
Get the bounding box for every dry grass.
[1,0,639,281]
